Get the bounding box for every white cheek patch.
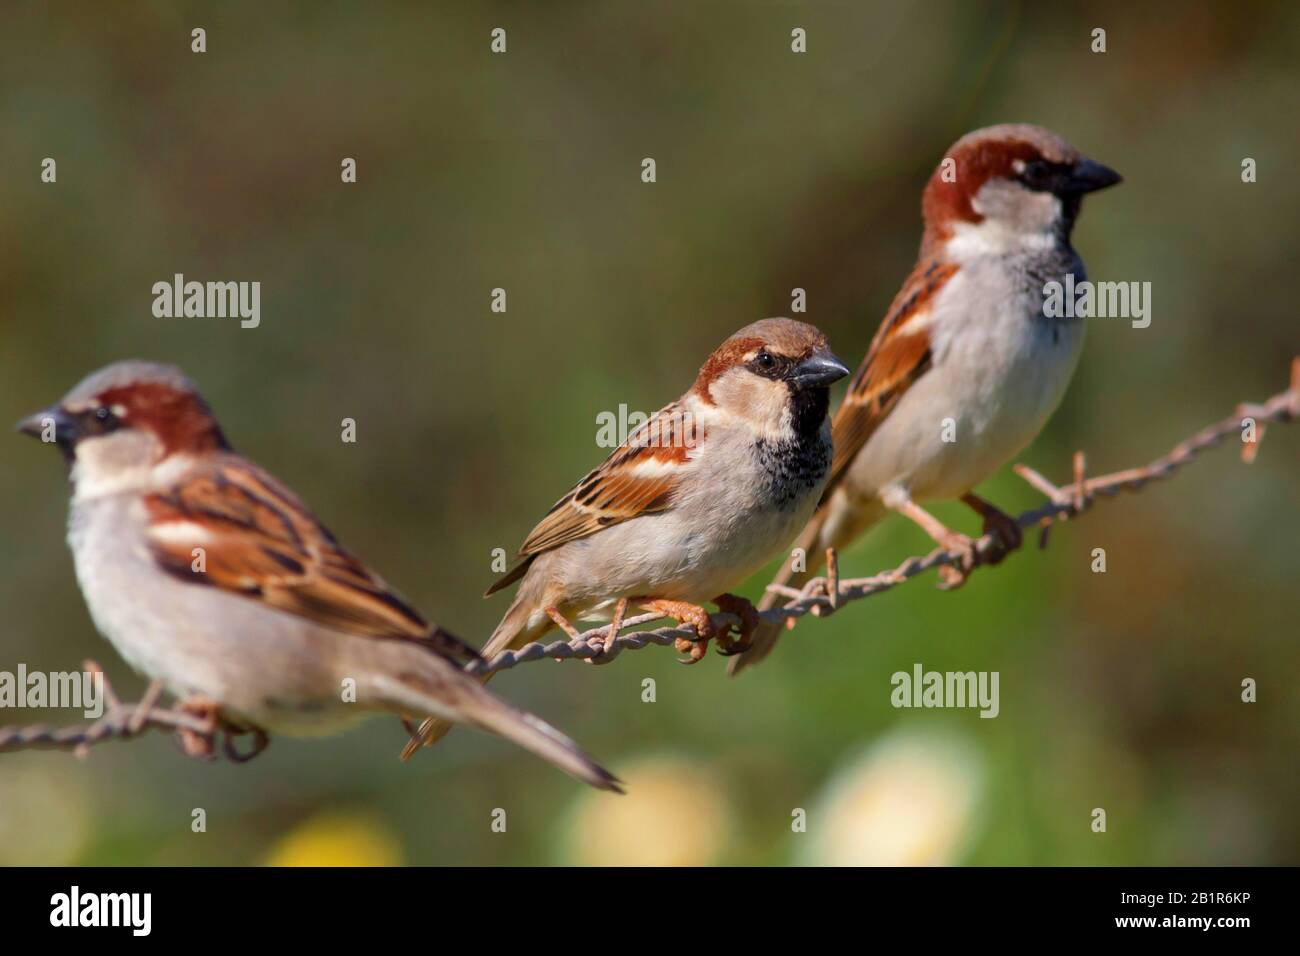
[947,215,1055,261]
[72,461,156,501]
[708,369,795,441]
[71,439,193,502]
[688,398,723,427]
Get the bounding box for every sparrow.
[729,123,1122,675]
[16,360,620,791]
[403,318,849,755]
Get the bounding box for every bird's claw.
[980,511,1023,565]
[651,595,758,663]
[663,603,715,664]
[711,593,760,656]
[221,725,270,763]
[172,696,269,763]
[174,696,220,760]
[936,533,977,590]
[674,634,710,664]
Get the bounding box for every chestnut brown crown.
[921,123,1120,233]
[693,318,848,397]
[17,360,228,458]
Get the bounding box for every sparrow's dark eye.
[748,349,789,379]
[84,405,121,435]
[1019,159,1056,191]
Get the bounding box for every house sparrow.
[729,123,1121,675]
[17,360,620,791]
[403,318,849,755]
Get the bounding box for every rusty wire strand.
[2,361,1296,757]
[0,664,209,754]
[471,359,1298,672]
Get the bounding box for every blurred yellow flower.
[563,754,732,866]
[0,761,92,865]
[801,730,984,866]
[262,810,403,867]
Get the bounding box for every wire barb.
[0,663,219,756]
[467,362,1298,676]
[1,364,1296,758]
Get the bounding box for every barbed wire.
[0,661,268,759]
[2,359,1295,759]
[470,357,1299,672]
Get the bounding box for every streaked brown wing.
[144,457,478,661]
[485,402,699,595]
[823,259,956,494]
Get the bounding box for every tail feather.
[451,682,622,792]
[378,666,620,792]
[400,591,554,758]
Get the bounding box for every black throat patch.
[753,386,832,510]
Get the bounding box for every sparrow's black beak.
[790,350,851,390]
[16,406,74,445]
[1064,156,1122,194]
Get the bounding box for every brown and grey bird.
[404,317,849,756]
[17,360,620,790]
[729,124,1121,675]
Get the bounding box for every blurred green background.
[1,1,1296,866]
